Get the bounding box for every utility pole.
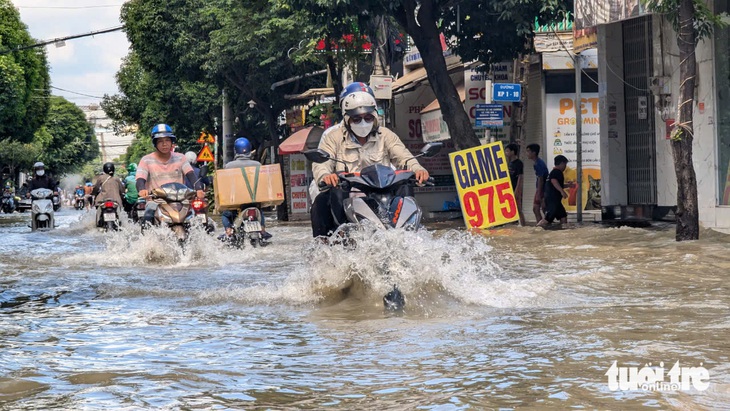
[222,89,234,164]
[575,53,583,223]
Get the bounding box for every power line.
[0,25,125,56]
[17,4,124,9]
[50,85,105,99]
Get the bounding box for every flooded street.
[0,208,728,410]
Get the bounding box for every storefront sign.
[534,31,573,53]
[449,142,519,228]
[421,108,449,142]
[545,93,602,212]
[289,154,308,214]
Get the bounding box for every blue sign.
[492,83,522,102]
[474,103,503,128]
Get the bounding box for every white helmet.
[184,151,197,164]
[341,91,377,117]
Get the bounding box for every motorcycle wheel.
[258,238,269,247]
[105,221,116,232]
[172,225,187,243]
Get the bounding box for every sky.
[10,0,130,106]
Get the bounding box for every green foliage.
[443,0,573,65]
[0,0,51,142]
[642,0,729,41]
[34,96,99,176]
[0,138,41,175]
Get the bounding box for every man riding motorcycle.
[135,123,204,225]
[92,162,125,227]
[123,163,139,215]
[219,137,272,241]
[309,82,429,238]
[28,162,59,194]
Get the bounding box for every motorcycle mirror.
[420,142,443,158]
[302,149,331,164]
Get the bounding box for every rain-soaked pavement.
[0,207,728,409]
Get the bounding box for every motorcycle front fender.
[344,198,385,229]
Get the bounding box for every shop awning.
[392,57,463,94]
[278,126,325,155]
[420,84,466,114]
[285,88,335,100]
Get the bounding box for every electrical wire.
[50,86,105,99]
[16,4,124,9]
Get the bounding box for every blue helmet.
[234,137,252,155]
[150,123,176,146]
[340,82,374,101]
[151,123,173,136]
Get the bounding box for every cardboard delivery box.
[215,164,285,209]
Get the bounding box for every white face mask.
[36,170,45,177]
[350,120,374,138]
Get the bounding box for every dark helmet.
[103,162,115,176]
[234,137,252,155]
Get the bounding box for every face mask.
[36,170,45,177]
[350,120,374,138]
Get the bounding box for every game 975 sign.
[449,142,519,229]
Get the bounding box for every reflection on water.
[0,209,728,409]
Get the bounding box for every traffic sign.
[197,131,215,144]
[492,83,521,102]
[474,103,503,128]
[196,145,214,162]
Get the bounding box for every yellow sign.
[449,141,519,229]
[197,131,215,144]
[196,144,214,162]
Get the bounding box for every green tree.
[0,0,50,142]
[643,0,728,240]
[35,96,99,176]
[293,0,570,150]
[0,138,41,179]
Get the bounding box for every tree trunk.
[397,0,480,150]
[671,0,700,241]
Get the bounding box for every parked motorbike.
[30,188,55,231]
[303,142,443,310]
[1,193,16,213]
[74,195,85,210]
[97,199,121,231]
[149,182,196,243]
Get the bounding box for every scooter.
[97,199,121,231]
[303,142,442,311]
[74,195,85,210]
[191,197,216,234]
[228,206,268,248]
[150,182,196,244]
[1,193,16,213]
[30,188,55,231]
[52,193,61,212]
[131,198,146,224]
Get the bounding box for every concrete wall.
[597,22,628,207]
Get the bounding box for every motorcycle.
[1,193,16,213]
[30,188,55,231]
[149,182,196,243]
[227,206,268,248]
[303,141,443,311]
[131,198,147,224]
[74,195,85,210]
[52,193,61,212]
[97,199,121,231]
[191,197,216,234]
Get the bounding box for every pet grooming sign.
[449,142,519,229]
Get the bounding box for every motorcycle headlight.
[32,203,40,213]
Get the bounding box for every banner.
[288,154,308,214]
[449,142,519,228]
[545,93,602,212]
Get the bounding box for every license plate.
[243,221,261,233]
[197,214,207,223]
[103,213,117,222]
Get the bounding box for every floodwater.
[0,208,728,410]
